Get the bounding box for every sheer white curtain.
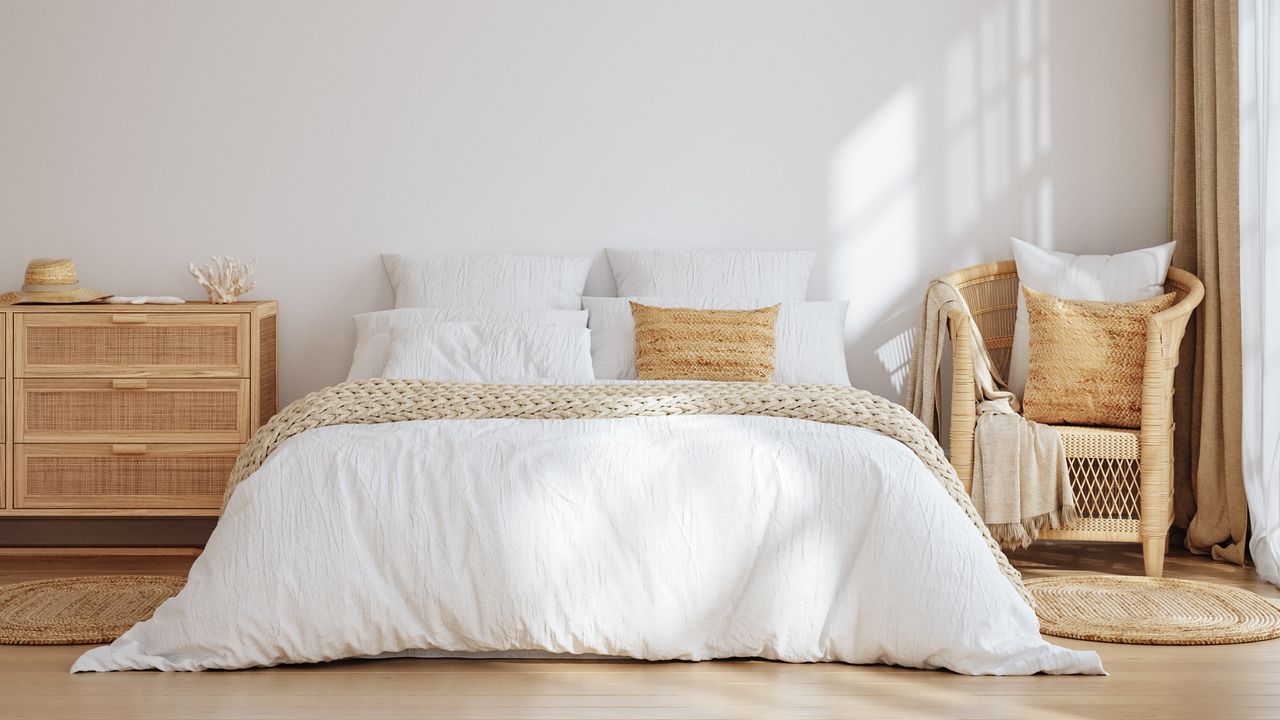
[1240,0,1280,585]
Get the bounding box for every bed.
[72,380,1102,675]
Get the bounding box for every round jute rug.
[0,575,186,645]
[1027,575,1280,645]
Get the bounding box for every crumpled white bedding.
[72,415,1103,675]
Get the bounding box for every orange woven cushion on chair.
[1021,286,1177,428]
[630,302,779,382]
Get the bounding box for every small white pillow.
[348,308,588,381]
[382,254,593,310]
[583,296,850,385]
[606,249,816,300]
[382,322,594,385]
[1007,237,1176,398]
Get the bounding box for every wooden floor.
[0,543,1277,719]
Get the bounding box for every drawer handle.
[110,314,147,324]
[111,444,148,455]
[111,379,148,390]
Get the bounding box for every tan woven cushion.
[1021,286,1177,428]
[630,302,779,382]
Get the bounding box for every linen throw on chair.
[1169,0,1249,565]
[907,280,1075,549]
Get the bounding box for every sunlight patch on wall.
[875,312,917,395]
[1038,176,1054,248]
[979,0,1012,203]
[828,86,919,232]
[1036,0,1053,157]
[827,0,1058,395]
[1014,0,1036,172]
[945,33,980,237]
[827,85,921,346]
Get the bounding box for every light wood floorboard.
[0,543,1276,719]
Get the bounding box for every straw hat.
[0,258,111,304]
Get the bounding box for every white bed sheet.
[73,415,1102,675]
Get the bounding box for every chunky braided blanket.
[225,379,1030,606]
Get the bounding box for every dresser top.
[0,300,277,313]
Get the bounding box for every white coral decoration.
[189,256,257,304]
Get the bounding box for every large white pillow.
[348,308,588,381]
[382,254,593,310]
[382,322,594,385]
[583,296,850,385]
[1007,237,1176,398]
[606,249,816,300]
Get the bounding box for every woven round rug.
[1027,575,1280,645]
[0,575,185,645]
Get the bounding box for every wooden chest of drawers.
[0,301,277,516]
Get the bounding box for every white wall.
[0,0,1169,404]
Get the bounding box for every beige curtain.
[1169,0,1248,564]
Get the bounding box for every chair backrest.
[941,260,1018,380]
[939,260,1197,382]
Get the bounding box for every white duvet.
[73,415,1103,675]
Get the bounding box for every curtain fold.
[1169,0,1248,565]
[1239,0,1280,584]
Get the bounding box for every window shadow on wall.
[826,0,1054,400]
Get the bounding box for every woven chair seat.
[1055,425,1140,460]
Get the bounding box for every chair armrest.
[1140,278,1202,435]
[1137,276,1203,537]
[946,306,978,494]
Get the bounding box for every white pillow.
[348,308,588,381]
[382,322,594,385]
[382,254,593,310]
[605,249,816,300]
[583,296,850,385]
[1007,237,1176,398]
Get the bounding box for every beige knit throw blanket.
[224,378,1032,606]
[906,280,1076,549]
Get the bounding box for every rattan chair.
[941,261,1204,577]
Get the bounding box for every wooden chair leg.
[1142,535,1167,578]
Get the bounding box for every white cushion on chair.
[1007,238,1176,399]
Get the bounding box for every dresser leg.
[1142,535,1167,578]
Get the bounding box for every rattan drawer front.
[15,313,249,377]
[15,379,249,443]
[15,444,237,509]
